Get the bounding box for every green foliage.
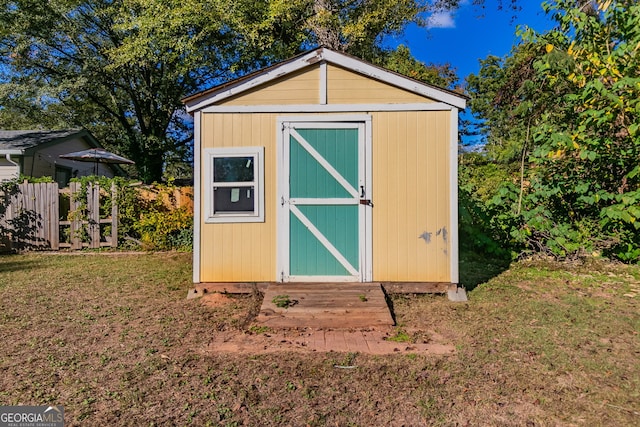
[302,0,427,58]
[68,176,193,251]
[135,205,193,251]
[248,325,271,334]
[465,0,640,263]
[458,152,520,259]
[0,0,227,183]
[376,45,460,89]
[0,0,498,185]
[133,181,194,251]
[386,329,412,343]
[272,295,293,308]
[17,175,54,183]
[167,227,194,251]
[0,178,19,240]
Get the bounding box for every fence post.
[87,183,100,249]
[70,182,82,250]
[111,183,118,248]
[48,183,59,250]
[0,187,11,252]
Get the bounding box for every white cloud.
[426,12,456,29]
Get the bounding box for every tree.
[376,45,460,89]
[0,0,504,183]
[465,0,640,261]
[0,0,243,183]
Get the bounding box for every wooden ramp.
[256,283,395,329]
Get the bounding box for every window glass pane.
[214,186,255,212]
[214,157,254,182]
[55,167,71,187]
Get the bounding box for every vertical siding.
[220,64,438,107]
[28,138,116,179]
[200,113,277,281]
[0,160,19,181]
[372,111,452,282]
[223,67,320,106]
[200,110,453,283]
[201,59,455,283]
[290,128,358,198]
[327,65,435,104]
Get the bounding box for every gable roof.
[182,47,467,113]
[0,129,101,155]
[0,129,127,176]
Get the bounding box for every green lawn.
[0,252,638,426]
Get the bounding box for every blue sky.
[384,1,559,146]
[388,1,557,83]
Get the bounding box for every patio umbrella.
[59,148,135,175]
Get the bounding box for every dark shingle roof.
[0,129,86,152]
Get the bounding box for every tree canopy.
[464,0,640,262]
[0,0,482,183]
[0,0,239,182]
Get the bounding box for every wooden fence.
[0,181,117,251]
[137,186,193,211]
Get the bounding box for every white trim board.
[319,61,328,105]
[449,107,459,284]
[184,47,467,113]
[363,117,373,282]
[192,111,202,284]
[0,150,23,156]
[276,120,286,283]
[290,198,358,205]
[202,146,265,223]
[278,114,372,124]
[277,115,372,283]
[199,102,453,114]
[285,275,360,283]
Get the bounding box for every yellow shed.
[183,47,467,287]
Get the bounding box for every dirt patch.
[203,328,456,355]
[2,253,639,426]
[200,292,235,308]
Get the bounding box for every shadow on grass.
[0,255,45,273]
[382,288,398,326]
[458,248,511,292]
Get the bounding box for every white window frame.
[204,146,265,223]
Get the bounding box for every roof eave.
[183,47,467,113]
[0,149,24,156]
[23,129,101,155]
[184,49,324,113]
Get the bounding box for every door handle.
[360,186,372,206]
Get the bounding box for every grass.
[0,252,639,425]
[271,294,293,308]
[385,328,412,343]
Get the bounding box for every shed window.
[205,147,264,223]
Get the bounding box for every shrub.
[68,176,193,251]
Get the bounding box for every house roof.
[0,128,127,176]
[0,129,100,155]
[182,47,468,113]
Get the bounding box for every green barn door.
[281,122,367,282]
